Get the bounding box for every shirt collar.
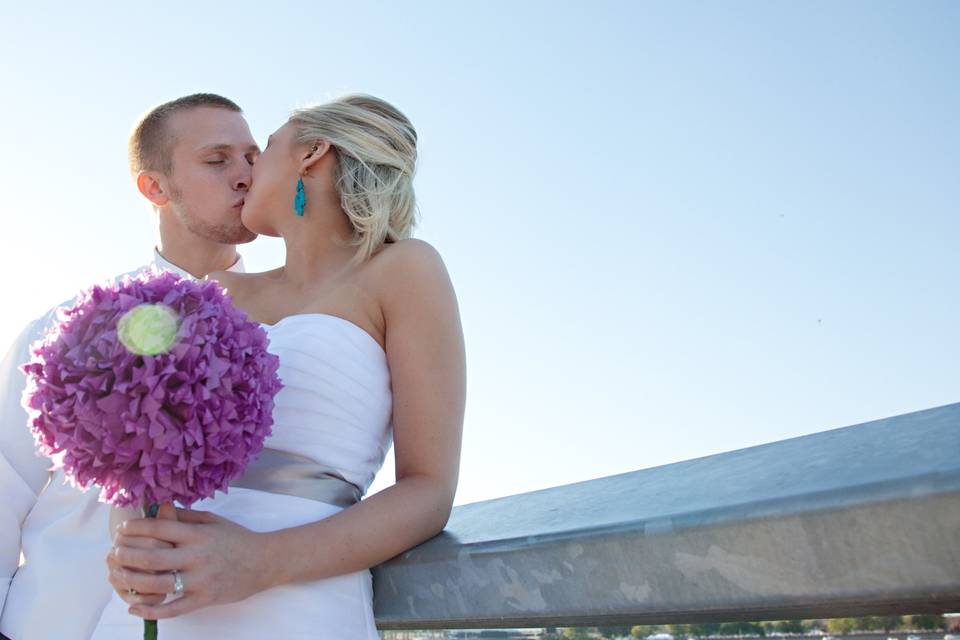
[152,247,246,279]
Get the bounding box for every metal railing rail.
[371,402,960,630]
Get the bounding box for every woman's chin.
[254,228,281,238]
[240,209,279,238]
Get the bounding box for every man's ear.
[136,170,171,207]
[299,140,332,176]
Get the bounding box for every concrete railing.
[370,402,960,630]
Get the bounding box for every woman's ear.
[299,140,332,175]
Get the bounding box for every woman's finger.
[121,591,166,607]
[117,519,198,545]
[129,592,202,621]
[113,544,180,572]
[106,533,174,574]
[173,507,219,524]
[113,566,184,598]
[117,533,175,551]
[108,568,167,606]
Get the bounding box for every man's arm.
[0,314,57,612]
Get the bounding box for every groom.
[0,93,260,640]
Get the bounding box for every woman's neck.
[278,204,360,285]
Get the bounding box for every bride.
[92,94,466,638]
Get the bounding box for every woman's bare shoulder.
[367,238,455,309]
[370,238,446,279]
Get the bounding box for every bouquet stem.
[140,502,160,640]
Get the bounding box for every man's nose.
[234,164,252,191]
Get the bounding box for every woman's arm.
[263,238,466,587]
[111,239,466,618]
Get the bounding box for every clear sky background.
[0,2,956,507]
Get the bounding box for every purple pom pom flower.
[20,268,283,510]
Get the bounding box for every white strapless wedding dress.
[90,313,393,640]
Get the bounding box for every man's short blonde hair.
[128,93,242,177]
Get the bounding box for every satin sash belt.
[228,447,363,508]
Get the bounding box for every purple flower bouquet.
[20,268,282,639]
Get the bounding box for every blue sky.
[0,1,956,507]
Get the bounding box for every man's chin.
[234,228,259,244]
[216,224,258,245]
[174,205,259,246]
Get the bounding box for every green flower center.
[117,304,179,356]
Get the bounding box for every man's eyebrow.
[195,143,261,153]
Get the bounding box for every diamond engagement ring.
[172,569,184,595]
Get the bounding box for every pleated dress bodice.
[252,312,394,501]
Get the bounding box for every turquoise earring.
[294,178,306,216]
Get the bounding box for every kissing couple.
[0,92,466,640]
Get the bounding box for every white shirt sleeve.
[0,312,57,613]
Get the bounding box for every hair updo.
[289,94,419,264]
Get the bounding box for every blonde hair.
[289,94,419,264]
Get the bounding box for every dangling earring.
[294,177,306,217]
[295,142,320,217]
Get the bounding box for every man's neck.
[155,236,238,279]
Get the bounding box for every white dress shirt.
[0,249,244,640]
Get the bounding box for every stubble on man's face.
[166,178,256,244]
